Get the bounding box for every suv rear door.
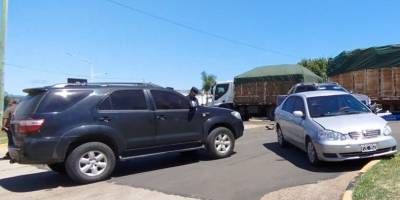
[149,89,203,146]
[96,89,156,149]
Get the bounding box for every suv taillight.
[15,119,45,134]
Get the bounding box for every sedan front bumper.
[314,136,397,161]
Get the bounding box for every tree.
[201,71,217,105]
[298,58,329,81]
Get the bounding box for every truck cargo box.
[328,44,400,111]
[233,64,322,117]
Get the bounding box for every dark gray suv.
[9,82,243,183]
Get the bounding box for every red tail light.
[16,119,45,134]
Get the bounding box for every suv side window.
[37,89,92,113]
[282,96,296,113]
[150,90,189,110]
[98,90,147,110]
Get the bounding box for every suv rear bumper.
[9,137,63,164]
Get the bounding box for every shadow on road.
[0,150,220,192]
[263,142,369,173]
[0,171,75,192]
[112,150,217,177]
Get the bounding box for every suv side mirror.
[293,110,304,118]
[189,100,198,109]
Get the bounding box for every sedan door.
[150,90,204,146]
[279,96,297,143]
[290,97,307,146]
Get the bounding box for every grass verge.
[353,154,400,200]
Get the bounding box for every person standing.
[187,87,200,106]
[2,99,17,159]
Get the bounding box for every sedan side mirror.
[293,110,304,118]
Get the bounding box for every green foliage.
[353,154,400,200]
[298,58,329,81]
[201,71,217,94]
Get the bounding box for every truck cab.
[212,81,234,109]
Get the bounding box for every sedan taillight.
[15,119,45,134]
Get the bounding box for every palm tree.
[201,71,217,106]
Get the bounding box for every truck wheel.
[48,163,66,174]
[65,142,116,184]
[206,127,235,159]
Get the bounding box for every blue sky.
[3,0,400,94]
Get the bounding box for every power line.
[103,0,297,58]
[5,62,133,80]
[5,62,90,78]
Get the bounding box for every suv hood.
[313,113,386,133]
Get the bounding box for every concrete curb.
[341,160,381,200]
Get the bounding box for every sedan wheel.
[307,141,320,165]
[277,127,287,147]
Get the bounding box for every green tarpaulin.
[234,64,322,83]
[328,44,400,76]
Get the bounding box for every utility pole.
[0,0,8,119]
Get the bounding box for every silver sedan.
[274,90,397,165]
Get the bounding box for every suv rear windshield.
[37,89,92,113]
[14,92,45,118]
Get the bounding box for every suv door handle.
[156,115,166,120]
[98,116,111,122]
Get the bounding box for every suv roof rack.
[51,82,162,88]
[89,82,162,87]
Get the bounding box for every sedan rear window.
[307,94,370,118]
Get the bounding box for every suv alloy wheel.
[65,142,116,184]
[206,127,235,159]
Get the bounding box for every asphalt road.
[1,121,399,200]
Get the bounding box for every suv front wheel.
[65,142,116,184]
[206,127,235,159]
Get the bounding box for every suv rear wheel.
[65,142,116,184]
[206,127,235,159]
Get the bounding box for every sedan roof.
[293,90,349,98]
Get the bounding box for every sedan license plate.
[361,144,377,152]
